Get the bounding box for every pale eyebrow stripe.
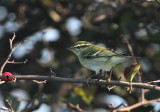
[74,44,91,48]
[75,44,91,46]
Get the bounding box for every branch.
[2,75,159,91]
[0,106,9,111]
[6,99,15,112]
[0,79,5,84]
[146,80,160,84]
[67,102,85,112]
[32,80,47,83]
[124,39,137,62]
[0,33,27,76]
[124,39,144,101]
[8,59,28,64]
[110,102,128,112]
[117,98,160,112]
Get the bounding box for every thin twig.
[32,80,47,83]
[118,98,160,112]
[50,68,56,76]
[124,39,144,102]
[9,32,16,49]
[6,99,15,112]
[13,40,27,51]
[110,102,128,112]
[146,80,160,84]
[0,106,9,111]
[0,49,14,75]
[124,39,136,62]
[107,85,116,91]
[0,33,27,76]
[1,75,159,91]
[107,77,121,91]
[0,79,5,84]
[8,59,28,64]
[67,102,85,112]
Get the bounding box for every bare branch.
[0,79,5,84]
[110,102,128,112]
[50,68,56,76]
[67,102,85,112]
[2,75,159,91]
[146,80,160,84]
[118,98,160,112]
[32,80,47,83]
[8,59,28,64]
[107,76,121,91]
[0,33,27,76]
[0,106,9,111]
[9,32,16,49]
[0,49,14,75]
[107,85,116,91]
[124,39,144,101]
[124,39,136,62]
[12,40,27,51]
[6,99,15,112]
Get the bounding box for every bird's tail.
[119,54,141,59]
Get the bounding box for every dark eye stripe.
[77,46,80,49]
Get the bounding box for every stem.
[1,75,159,91]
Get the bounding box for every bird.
[68,41,134,81]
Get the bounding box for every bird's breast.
[79,58,112,74]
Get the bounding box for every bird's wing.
[82,45,119,59]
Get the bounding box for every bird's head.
[68,41,92,56]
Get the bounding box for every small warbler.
[68,41,134,81]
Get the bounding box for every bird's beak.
[67,47,73,51]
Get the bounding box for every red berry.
[2,72,13,82]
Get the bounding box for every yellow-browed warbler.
[68,41,134,81]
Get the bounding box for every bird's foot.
[107,68,113,82]
[96,75,101,82]
[89,74,97,78]
[86,77,91,86]
[107,78,111,82]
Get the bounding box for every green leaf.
[124,63,141,82]
[124,63,141,91]
[74,85,96,105]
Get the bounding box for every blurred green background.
[0,0,160,112]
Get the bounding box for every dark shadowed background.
[0,0,160,112]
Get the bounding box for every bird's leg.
[99,69,102,77]
[107,75,121,91]
[108,68,113,82]
[89,74,97,78]
[97,69,102,82]
[103,71,107,79]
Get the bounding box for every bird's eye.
[77,46,80,49]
